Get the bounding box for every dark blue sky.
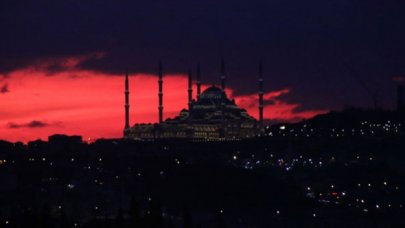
[1,0,404,111]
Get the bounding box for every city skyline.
[1,1,404,142]
[0,57,329,143]
[0,1,404,227]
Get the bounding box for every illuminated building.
[124,61,264,140]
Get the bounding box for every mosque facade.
[123,61,265,141]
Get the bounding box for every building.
[124,61,265,140]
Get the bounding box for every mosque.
[123,61,265,140]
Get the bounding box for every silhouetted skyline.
[1,1,404,142]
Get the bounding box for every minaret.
[158,62,163,124]
[258,62,264,130]
[188,70,193,122]
[188,70,193,109]
[220,59,226,136]
[220,58,226,91]
[124,71,130,132]
[196,64,201,99]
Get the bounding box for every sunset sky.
[0,54,327,142]
[1,1,404,142]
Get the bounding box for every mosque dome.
[195,86,234,108]
[199,86,227,101]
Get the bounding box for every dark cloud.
[0,83,9,94]
[6,120,62,129]
[263,100,275,106]
[0,0,404,110]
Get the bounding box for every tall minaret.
[188,70,193,123]
[188,70,193,108]
[220,59,226,135]
[220,58,226,91]
[158,62,163,124]
[258,62,264,130]
[124,71,130,132]
[196,64,201,99]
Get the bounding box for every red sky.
[0,55,327,143]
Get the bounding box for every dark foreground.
[0,134,404,227]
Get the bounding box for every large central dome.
[199,86,227,101]
[195,86,233,107]
[187,85,255,122]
